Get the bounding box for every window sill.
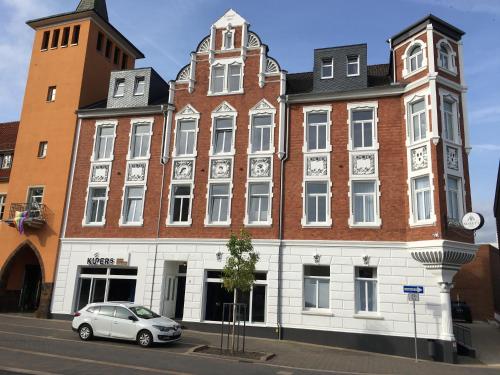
[409,219,437,228]
[353,313,383,320]
[320,76,333,80]
[349,223,382,229]
[119,222,144,227]
[207,90,244,97]
[244,222,272,228]
[82,222,106,228]
[166,222,192,227]
[204,222,231,228]
[438,66,457,76]
[347,73,360,77]
[302,309,334,317]
[402,66,427,80]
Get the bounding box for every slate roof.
[76,0,108,21]
[286,63,392,95]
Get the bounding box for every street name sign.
[403,285,424,294]
[407,293,419,302]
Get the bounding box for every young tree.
[222,230,259,352]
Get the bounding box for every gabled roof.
[76,0,108,22]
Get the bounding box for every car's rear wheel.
[137,330,153,347]
[78,324,93,341]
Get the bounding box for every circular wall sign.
[461,212,484,231]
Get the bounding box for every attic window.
[321,58,334,79]
[408,45,423,72]
[222,30,234,50]
[51,29,60,49]
[347,55,360,77]
[113,79,125,97]
[105,40,112,58]
[134,77,145,96]
[71,25,80,45]
[97,32,104,51]
[41,31,50,50]
[121,54,129,69]
[114,47,121,65]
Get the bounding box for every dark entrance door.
[19,265,42,311]
[174,276,186,319]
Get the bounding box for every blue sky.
[0,0,498,244]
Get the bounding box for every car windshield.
[129,306,160,319]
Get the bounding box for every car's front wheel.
[78,324,93,341]
[137,330,153,347]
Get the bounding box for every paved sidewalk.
[181,327,497,374]
[467,321,500,366]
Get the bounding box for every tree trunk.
[231,289,237,353]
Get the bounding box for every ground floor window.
[76,267,137,311]
[355,267,377,313]
[204,271,266,323]
[303,265,330,309]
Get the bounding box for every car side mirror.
[128,315,138,322]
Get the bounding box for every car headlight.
[152,325,174,332]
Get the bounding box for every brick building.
[46,8,480,363]
[0,122,19,220]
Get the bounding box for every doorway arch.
[0,241,44,313]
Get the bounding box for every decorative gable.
[214,9,246,28]
[250,99,275,112]
[212,101,237,114]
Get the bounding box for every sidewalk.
[468,321,500,366]
[182,328,499,375]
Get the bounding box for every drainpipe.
[150,92,174,309]
[277,70,288,340]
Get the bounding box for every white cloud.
[405,0,500,15]
[473,200,498,245]
[470,105,500,125]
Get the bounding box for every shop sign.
[87,253,115,265]
[461,212,484,231]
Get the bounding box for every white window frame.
[120,185,146,226]
[113,78,125,98]
[350,180,379,226]
[83,186,109,226]
[411,175,434,225]
[302,265,330,311]
[436,39,457,75]
[354,267,379,315]
[47,86,57,102]
[244,181,273,226]
[173,105,200,157]
[401,39,428,78]
[439,90,461,145]
[348,104,378,151]
[92,121,117,162]
[346,55,360,77]
[303,180,331,227]
[167,183,194,226]
[405,94,430,146]
[133,76,146,96]
[127,119,153,161]
[38,141,48,159]
[321,57,334,79]
[205,182,232,226]
[209,102,237,157]
[446,175,464,222]
[0,153,13,169]
[247,99,276,155]
[302,106,332,154]
[222,29,235,50]
[208,58,245,96]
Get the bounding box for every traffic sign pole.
[413,299,418,362]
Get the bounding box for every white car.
[72,302,182,347]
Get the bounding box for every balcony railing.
[4,203,47,229]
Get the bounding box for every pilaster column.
[438,281,454,340]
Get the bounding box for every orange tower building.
[0,0,143,316]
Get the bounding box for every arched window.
[439,44,450,70]
[408,45,423,72]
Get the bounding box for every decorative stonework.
[249,157,271,178]
[91,164,110,183]
[197,37,210,53]
[446,146,459,170]
[126,162,147,182]
[213,101,235,113]
[178,65,191,81]
[411,146,428,171]
[306,156,328,177]
[252,99,273,111]
[178,105,196,116]
[173,160,194,180]
[210,159,232,179]
[409,246,476,271]
[247,33,260,48]
[265,58,279,74]
[352,154,375,175]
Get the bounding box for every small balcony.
[4,203,47,229]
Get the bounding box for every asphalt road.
[0,315,335,375]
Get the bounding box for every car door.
[111,306,138,340]
[92,305,115,337]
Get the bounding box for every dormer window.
[321,58,334,79]
[113,78,125,97]
[408,45,423,72]
[223,29,234,50]
[134,76,146,96]
[439,44,450,70]
[347,55,360,76]
[210,61,243,95]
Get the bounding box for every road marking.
[0,321,70,332]
[0,346,191,375]
[0,366,59,375]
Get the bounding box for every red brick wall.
[0,122,19,182]
[452,245,500,320]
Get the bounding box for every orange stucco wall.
[0,17,136,285]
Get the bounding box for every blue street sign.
[403,285,424,294]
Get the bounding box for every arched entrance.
[0,242,44,313]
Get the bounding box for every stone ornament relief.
[306,156,328,177]
[127,162,147,182]
[211,159,232,179]
[91,164,110,183]
[411,146,428,171]
[173,160,194,180]
[352,154,375,175]
[250,157,272,178]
